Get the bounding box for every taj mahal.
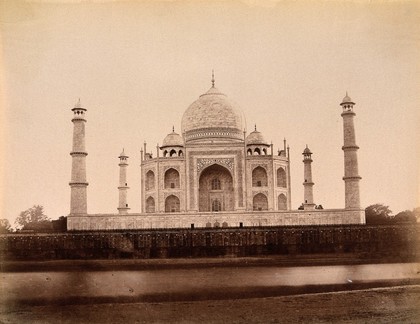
[67,75,365,231]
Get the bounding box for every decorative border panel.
[197,158,234,174]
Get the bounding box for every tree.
[23,220,53,232]
[0,219,12,233]
[413,207,420,222]
[365,204,393,225]
[394,210,417,224]
[15,205,50,229]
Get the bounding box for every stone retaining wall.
[1,224,418,260]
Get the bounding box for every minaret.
[302,145,316,210]
[340,93,361,209]
[118,149,130,214]
[69,99,88,215]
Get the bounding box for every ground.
[1,285,419,323]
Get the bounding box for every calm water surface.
[1,263,419,302]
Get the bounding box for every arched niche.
[164,168,180,189]
[253,193,268,211]
[145,170,155,191]
[252,166,268,187]
[278,194,287,210]
[277,167,287,188]
[165,195,180,212]
[198,164,234,212]
[146,196,155,213]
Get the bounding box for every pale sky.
[1,0,419,225]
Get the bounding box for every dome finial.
[341,91,353,104]
[303,145,312,155]
[211,69,215,88]
[74,98,81,108]
[172,125,175,132]
[119,148,127,158]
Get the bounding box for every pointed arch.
[170,149,177,157]
[254,148,261,155]
[199,164,234,212]
[253,193,268,211]
[164,168,180,189]
[145,170,155,191]
[277,167,287,187]
[146,196,155,213]
[278,194,287,210]
[247,148,252,155]
[252,166,267,187]
[165,195,180,212]
[178,150,183,157]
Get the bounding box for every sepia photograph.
[0,0,419,323]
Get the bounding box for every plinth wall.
[68,209,365,231]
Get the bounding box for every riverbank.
[2,285,419,323]
[1,253,418,272]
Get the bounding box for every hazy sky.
[1,0,419,225]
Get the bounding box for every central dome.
[181,86,244,143]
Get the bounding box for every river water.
[1,263,419,304]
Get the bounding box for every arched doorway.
[212,199,221,212]
[199,164,234,212]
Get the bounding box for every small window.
[171,183,175,188]
[211,178,221,190]
[257,181,262,187]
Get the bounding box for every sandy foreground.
[1,285,419,323]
